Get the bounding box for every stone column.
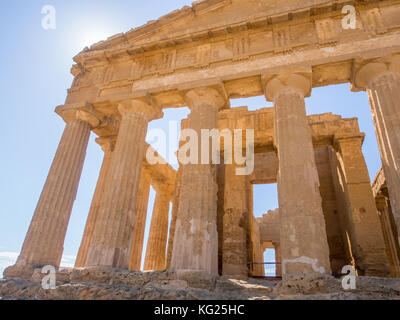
[75,136,116,268]
[263,68,331,277]
[273,242,282,277]
[85,100,162,269]
[143,185,172,271]
[376,195,400,278]
[251,218,264,277]
[129,171,151,271]
[4,109,99,278]
[353,55,400,243]
[222,163,249,278]
[170,87,226,275]
[166,166,183,269]
[335,135,390,276]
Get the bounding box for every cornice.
[73,0,378,67]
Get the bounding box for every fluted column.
[376,195,400,277]
[143,185,172,271]
[353,54,400,244]
[4,109,99,278]
[129,171,151,270]
[85,100,162,269]
[273,242,282,277]
[263,68,331,277]
[170,87,226,275]
[75,136,116,268]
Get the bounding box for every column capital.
[272,242,280,248]
[118,99,163,122]
[59,109,101,129]
[95,135,117,153]
[351,54,400,91]
[375,194,388,212]
[262,67,312,101]
[333,134,365,153]
[183,87,227,112]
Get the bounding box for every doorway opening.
[264,248,276,277]
[252,183,278,218]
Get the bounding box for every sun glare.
[79,29,113,48]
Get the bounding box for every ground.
[1,268,400,300]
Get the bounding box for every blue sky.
[0,1,380,276]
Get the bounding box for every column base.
[3,263,37,280]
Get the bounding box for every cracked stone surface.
[1,269,400,300]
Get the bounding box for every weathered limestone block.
[85,100,162,269]
[75,136,116,268]
[334,135,390,277]
[70,267,172,287]
[129,172,151,270]
[250,215,264,277]
[143,185,172,271]
[4,109,99,279]
[273,242,282,277]
[31,267,72,284]
[263,68,331,277]
[222,164,249,278]
[258,209,280,244]
[2,273,400,300]
[170,87,226,275]
[353,54,400,244]
[175,270,217,290]
[274,273,340,296]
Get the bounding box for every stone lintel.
[333,133,366,152]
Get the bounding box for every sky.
[0,1,381,277]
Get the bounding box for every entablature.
[65,0,400,114]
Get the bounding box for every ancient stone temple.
[4,0,400,288]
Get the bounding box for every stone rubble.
[1,269,400,300]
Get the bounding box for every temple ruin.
[3,0,400,286]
